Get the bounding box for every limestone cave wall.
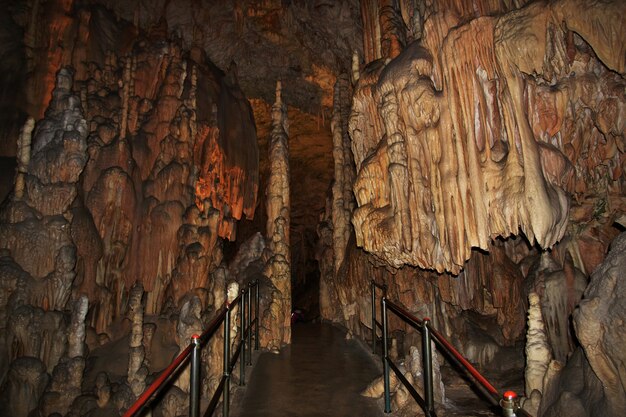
[319,0,625,416]
[0,0,624,416]
[0,2,261,415]
[0,0,364,415]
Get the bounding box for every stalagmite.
[407,345,446,405]
[119,56,131,140]
[264,81,291,348]
[174,296,203,394]
[0,357,49,417]
[331,74,355,272]
[127,283,147,397]
[0,2,623,417]
[351,50,360,85]
[524,292,552,416]
[14,118,34,201]
[68,295,88,358]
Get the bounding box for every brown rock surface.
[0,1,623,416]
[350,0,625,274]
[573,232,626,417]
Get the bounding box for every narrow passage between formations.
[231,322,384,417]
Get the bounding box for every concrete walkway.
[231,322,385,417]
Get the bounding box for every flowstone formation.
[351,0,625,275]
[320,0,625,415]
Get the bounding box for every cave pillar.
[263,81,291,349]
[14,117,35,200]
[360,0,405,63]
[524,292,552,416]
[331,74,355,273]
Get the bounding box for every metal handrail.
[371,280,531,417]
[370,280,387,353]
[123,280,261,417]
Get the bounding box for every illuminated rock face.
[263,82,292,349]
[3,9,258,333]
[0,13,258,411]
[320,0,625,415]
[74,38,258,330]
[350,0,625,275]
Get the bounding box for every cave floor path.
[230,322,386,417]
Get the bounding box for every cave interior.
[0,0,625,416]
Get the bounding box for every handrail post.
[255,280,260,350]
[371,281,376,353]
[247,283,252,365]
[501,391,517,417]
[382,297,391,413]
[223,305,231,417]
[190,334,201,417]
[422,318,435,417]
[240,289,246,386]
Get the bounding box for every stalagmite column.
[127,283,147,397]
[14,117,35,200]
[351,50,360,85]
[264,81,291,348]
[68,296,88,358]
[331,74,355,272]
[119,56,132,140]
[524,292,552,416]
[175,296,202,393]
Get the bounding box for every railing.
[372,280,532,417]
[370,280,387,353]
[123,280,260,417]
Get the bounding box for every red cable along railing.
[123,280,260,417]
[371,280,532,417]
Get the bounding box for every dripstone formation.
[0,1,624,416]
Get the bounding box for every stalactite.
[360,0,382,63]
[350,0,626,274]
[188,64,198,142]
[23,0,41,72]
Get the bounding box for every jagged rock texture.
[0,4,260,415]
[534,233,626,417]
[322,2,624,416]
[263,82,292,348]
[350,0,625,274]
